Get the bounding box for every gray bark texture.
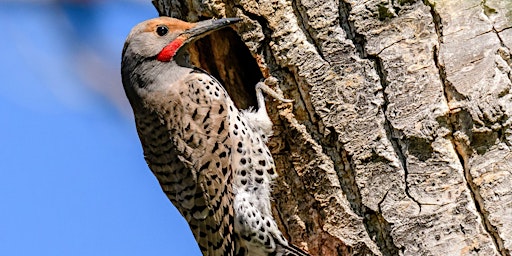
[151,0,512,255]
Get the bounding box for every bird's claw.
[256,77,294,103]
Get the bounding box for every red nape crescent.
[157,37,185,62]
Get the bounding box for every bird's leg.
[243,77,293,141]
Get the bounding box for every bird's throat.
[157,37,185,62]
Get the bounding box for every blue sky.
[0,1,200,255]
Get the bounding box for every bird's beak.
[156,17,242,62]
[181,17,242,44]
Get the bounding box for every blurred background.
[0,0,200,255]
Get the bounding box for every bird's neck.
[137,59,192,89]
[126,59,194,112]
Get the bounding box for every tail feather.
[277,242,311,256]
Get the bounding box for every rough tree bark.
[151,0,512,255]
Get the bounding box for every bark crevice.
[291,0,326,60]
[324,130,400,256]
[371,55,422,213]
[336,0,420,213]
[234,4,272,54]
[338,0,366,58]
[333,1,407,253]
[494,27,510,52]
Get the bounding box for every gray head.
[121,17,242,108]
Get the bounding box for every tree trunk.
[151,0,512,255]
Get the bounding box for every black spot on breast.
[202,109,210,123]
[192,108,198,119]
[255,178,263,183]
[222,223,230,238]
[264,237,272,247]
[212,142,219,153]
[268,168,275,175]
[186,134,195,143]
[240,158,246,165]
[219,151,227,158]
[199,161,211,172]
[217,121,225,134]
[256,169,263,175]
[218,104,224,114]
[259,160,266,166]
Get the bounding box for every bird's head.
[121,17,242,109]
[122,16,242,63]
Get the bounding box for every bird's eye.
[156,25,168,36]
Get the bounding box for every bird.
[121,16,310,256]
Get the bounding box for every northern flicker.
[121,17,310,256]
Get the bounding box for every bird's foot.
[255,77,294,104]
